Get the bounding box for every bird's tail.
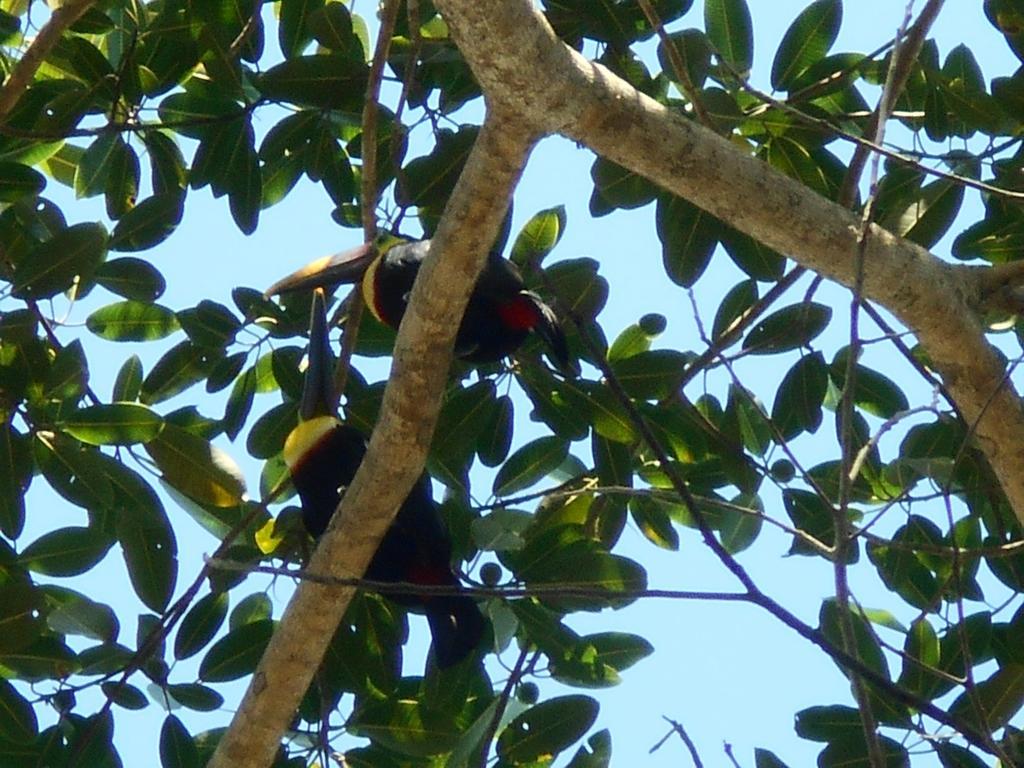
[525,293,574,374]
[425,595,486,669]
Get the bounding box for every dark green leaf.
[279,0,323,58]
[160,714,200,768]
[657,194,719,287]
[101,681,148,710]
[0,679,37,744]
[771,352,827,440]
[497,695,599,764]
[793,704,862,742]
[705,0,754,73]
[94,257,167,300]
[493,437,570,497]
[609,350,688,400]
[109,194,184,252]
[771,0,842,91]
[258,54,369,111]
[19,526,112,577]
[116,499,178,612]
[0,424,31,539]
[0,162,45,202]
[12,222,108,299]
[174,592,229,660]
[166,683,224,712]
[744,303,831,354]
[198,619,274,682]
[47,593,119,642]
[478,395,514,468]
[140,341,216,403]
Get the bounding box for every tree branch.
[0,0,100,121]
[207,112,536,768]
[434,0,1024,525]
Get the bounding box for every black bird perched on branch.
[266,236,571,369]
[282,288,486,668]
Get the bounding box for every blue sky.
[12,1,1021,766]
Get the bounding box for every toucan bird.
[266,237,571,369]
[282,289,486,668]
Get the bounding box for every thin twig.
[333,0,402,399]
[476,647,532,768]
[649,717,704,767]
[636,0,712,127]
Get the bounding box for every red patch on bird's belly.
[497,295,540,331]
[406,563,449,586]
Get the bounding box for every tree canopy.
[3,1,1024,767]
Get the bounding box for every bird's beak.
[299,288,338,420]
[264,242,377,298]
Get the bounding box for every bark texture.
[435,0,1024,522]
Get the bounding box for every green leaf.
[656,194,719,287]
[629,496,679,550]
[112,355,144,401]
[246,401,297,460]
[743,303,831,354]
[160,714,200,768]
[258,54,369,111]
[829,355,910,419]
[19,526,112,577]
[59,403,164,446]
[511,205,567,268]
[198,619,274,682]
[46,592,119,642]
[174,592,228,661]
[704,0,754,73]
[497,695,599,764]
[87,300,180,341]
[771,0,842,91]
[493,437,570,497]
[718,492,762,553]
[585,384,638,444]
[720,228,786,281]
[0,679,37,745]
[0,162,45,202]
[12,222,108,299]
[109,194,184,252]
[94,257,167,300]
[146,424,247,507]
[229,593,273,630]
